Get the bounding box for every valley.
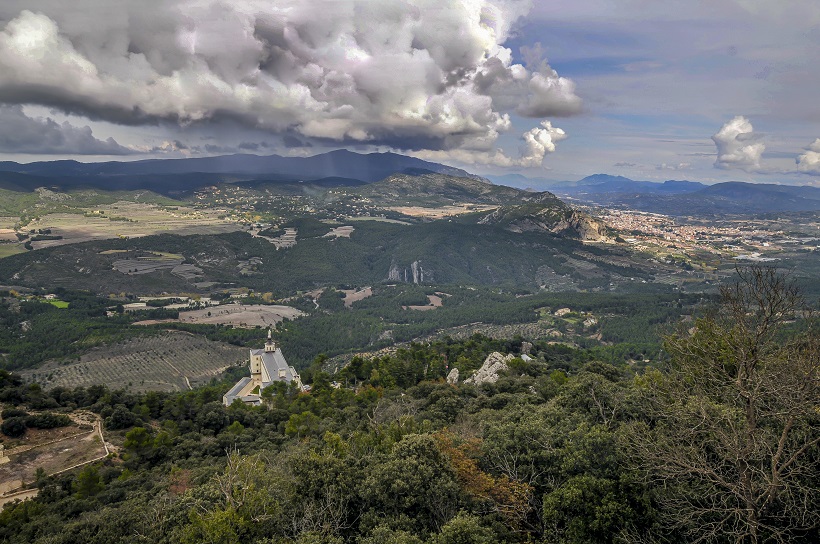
[0,153,816,544]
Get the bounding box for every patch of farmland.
[323,225,355,238]
[19,332,247,392]
[341,287,372,307]
[24,203,241,248]
[404,294,444,311]
[0,245,25,259]
[171,304,304,328]
[251,227,297,248]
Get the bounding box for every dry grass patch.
[405,294,445,311]
[341,287,372,307]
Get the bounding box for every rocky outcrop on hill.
[478,192,608,241]
[464,352,515,385]
[387,260,429,283]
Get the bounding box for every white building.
[222,330,303,406]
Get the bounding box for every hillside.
[474,192,609,241]
[0,219,661,296]
[335,172,520,207]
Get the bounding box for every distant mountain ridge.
[552,174,706,195]
[542,174,820,214]
[0,150,476,193]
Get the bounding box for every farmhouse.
[222,330,304,406]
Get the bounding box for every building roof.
[224,334,304,406]
[251,347,300,385]
[223,376,252,406]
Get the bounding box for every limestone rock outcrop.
[464,352,515,385]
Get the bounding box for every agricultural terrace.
[19,333,247,392]
[0,411,106,507]
[323,225,355,238]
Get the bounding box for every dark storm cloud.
[238,141,272,151]
[0,0,581,164]
[281,135,311,149]
[0,105,134,154]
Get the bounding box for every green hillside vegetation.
[0,219,656,295]
[332,172,525,207]
[0,269,816,544]
[273,285,700,368]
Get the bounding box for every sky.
[0,0,818,186]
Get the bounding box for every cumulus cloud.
[0,1,581,160]
[796,138,820,174]
[520,121,567,166]
[412,120,566,168]
[712,116,765,172]
[0,105,133,154]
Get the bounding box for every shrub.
[1,417,27,437]
[26,413,72,429]
[1,407,28,419]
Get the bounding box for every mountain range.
[0,150,475,194]
[0,151,817,214]
[546,174,820,214]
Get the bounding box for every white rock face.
[465,352,515,385]
[446,367,459,385]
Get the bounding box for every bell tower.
[265,328,277,352]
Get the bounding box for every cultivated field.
[142,304,305,328]
[0,245,25,258]
[23,203,241,248]
[341,287,372,307]
[323,225,355,238]
[251,227,298,248]
[20,333,248,392]
[110,251,204,280]
[405,293,445,311]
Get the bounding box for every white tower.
[265,328,277,352]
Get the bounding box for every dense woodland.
[0,268,817,543]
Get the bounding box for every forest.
[0,285,700,373]
[0,267,816,544]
